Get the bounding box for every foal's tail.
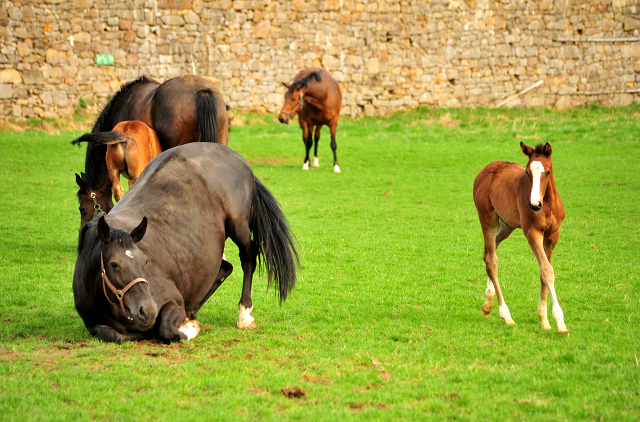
[196,89,219,144]
[71,131,125,146]
[251,178,299,303]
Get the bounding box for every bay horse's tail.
[196,89,219,144]
[71,132,125,146]
[251,178,299,303]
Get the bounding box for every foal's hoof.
[557,327,569,335]
[237,305,257,329]
[178,319,210,341]
[302,161,310,171]
[313,157,319,168]
[482,305,492,317]
[334,164,341,173]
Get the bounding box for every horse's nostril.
[278,117,284,123]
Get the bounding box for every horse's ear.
[282,82,290,88]
[130,217,147,243]
[97,216,112,244]
[520,142,533,157]
[75,173,87,191]
[543,142,552,157]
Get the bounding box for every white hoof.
[499,305,516,325]
[302,161,309,171]
[178,319,207,340]
[237,304,257,329]
[313,157,319,167]
[334,164,341,173]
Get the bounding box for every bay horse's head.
[75,173,113,227]
[97,216,158,330]
[521,142,553,212]
[278,81,303,124]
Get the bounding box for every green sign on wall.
[95,54,114,65]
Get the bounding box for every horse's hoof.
[334,164,341,173]
[237,304,257,329]
[238,320,257,329]
[557,327,569,335]
[302,161,309,170]
[482,306,492,317]
[541,322,552,330]
[178,319,209,340]
[313,157,319,168]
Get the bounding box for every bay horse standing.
[72,121,162,203]
[73,143,298,343]
[76,75,229,226]
[278,68,342,173]
[473,142,568,334]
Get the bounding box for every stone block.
[0,84,12,98]
[52,90,68,106]
[0,69,22,84]
[252,20,270,38]
[555,96,572,110]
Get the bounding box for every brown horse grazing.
[473,142,568,334]
[72,121,162,202]
[278,68,342,173]
[75,75,229,227]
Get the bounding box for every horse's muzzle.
[278,116,289,124]
[128,297,158,331]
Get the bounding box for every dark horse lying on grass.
[278,68,342,173]
[76,75,229,227]
[73,143,298,343]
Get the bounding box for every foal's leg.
[313,125,322,167]
[479,213,515,325]
[528,230,568,333]
[105,146,125,202]
[483,220,516,316]
[329,117,340,173]
[227,220,257,329]
[301,121,313,170]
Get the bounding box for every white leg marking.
[313,156,319,167]
[302,161,309,170]
[178,319,203,340]
[498,304,516,325]
[529,161,544,209]
[237,304,257,329]
[334,164,341,173]
[483,277,495,316]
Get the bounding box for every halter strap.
[101,252,148,320]
[280,93,304,116]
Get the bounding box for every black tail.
[251,178,299,303]
[196,89,219,144]
[71,132,125,147]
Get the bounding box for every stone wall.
[1,0,640,120]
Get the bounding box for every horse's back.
[152,75,229,148]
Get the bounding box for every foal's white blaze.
[125,250,134,259]
[529,161,545,208]
[237,304,257,329]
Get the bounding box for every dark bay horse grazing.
[473,142,568,334]
[73,143,298,343]
[76,74,229,226]
[72,121,162,202]
[278,68,342,173]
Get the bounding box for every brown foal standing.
[72,121,162,202]
[278,68,342,173]
[473,142,568,334]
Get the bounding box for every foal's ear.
[543,142,552,157]
[75,173,87,191]
[282,82,290,88]
[130,217,148,243]
[520,142,534,157]
[97,216,112,244]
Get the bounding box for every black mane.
[534,144,546,155]
[92,76,154,133]
[287,71,322,95]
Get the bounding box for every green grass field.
[0,106,639,421]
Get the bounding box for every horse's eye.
[546,170,551,175]
[110,262,120,271]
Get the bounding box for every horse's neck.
[544,173,561,205]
